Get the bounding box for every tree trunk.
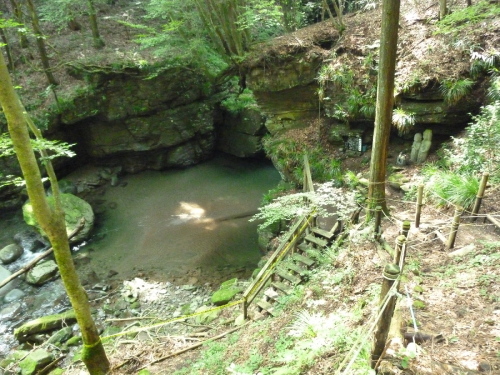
[0,53,109,375]
[0,28,14,71]
[439,0,448,19]
[367,0,401,216]
[87,0,105,49]
[25,0,58,85]
[8,0,29,48]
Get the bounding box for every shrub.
[392,108,416,135]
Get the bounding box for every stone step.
[271,281,292,295]
[311,227,335,240]
[305,234,328,248]
[292,253,315,268]
[276,270,301,285]
[264,287,280,302]
[256,299,277,316]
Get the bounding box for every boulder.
[14,229,48,252]
[46,326,73,346]
[3,289,25,303]
[23,193,94,243]
[25,260,59,286]
[0,243,23,264]
[0,265,13,297]
[211,278,243,306]
[0,302,22,321]
[19,349,54,375]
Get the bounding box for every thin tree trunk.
[0,29,14,71]
[0,53,109,375]
[367,0,401,216]
[8,0,29,48]
[439,0,448,19]
[25,0,58,85]
[87,0,105,48]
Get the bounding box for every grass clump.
[425,170,479,210]
[439,78,474,105]
[434,1,500,35]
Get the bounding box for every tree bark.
[87,0,105,49]
[367,0,401,216]
[8,0,29,48]
[0,28,14,71]
[439,0,448,20]
[0,53,109,375]
[25,0,58,85]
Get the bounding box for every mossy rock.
[23,193,94,243]
[211,287,242,306]
[19,349,53,375]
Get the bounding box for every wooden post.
[471,173,489,220]
[374,206,382,240]
[242,299,248,320]
[372,263,400,367]
[446,206,463,250]
[401,220,411,238]
[415,184,424,228]
[394,235,406,266]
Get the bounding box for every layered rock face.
[61,66,218,173]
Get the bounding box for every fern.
[440,78,474,105]
[392,108,416,135]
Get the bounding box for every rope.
[336,277,401,374]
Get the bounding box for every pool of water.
[82,154,281,283]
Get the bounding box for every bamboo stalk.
[371,263,400,367]
[471,173,489,220]
[445,206,463,250]
[415,184,424,228]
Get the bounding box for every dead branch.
[0,218,85,289]
[137,322,250,371]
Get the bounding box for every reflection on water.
[85,154,281,282]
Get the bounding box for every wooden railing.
[241,154,316,319]
[241,214,315,319]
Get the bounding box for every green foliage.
[251,181,358,229]
[435,1,500,35]
[439,78,474,105]
[442,89,500,181]
[425,170,479,209]
[263,136,344,186]
[318,59,377,121]
[238,0,285,41]
[470,51,500,78]
[262,181,295,205]
[0,133,75,162]
[392,108,415,135]
[221,88,257,114]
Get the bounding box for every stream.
[0,153,281,357]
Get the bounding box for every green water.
[85,155,281,284]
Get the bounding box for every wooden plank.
[286,263,306,276]
[486,214,500,229]
[312,227,335,240]
[276,270,301,285]
[305,234,328,248]
[292,253,315,267]
[271,281,292,295]
[256,300,277,316]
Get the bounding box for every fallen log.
[0,218,85,289]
